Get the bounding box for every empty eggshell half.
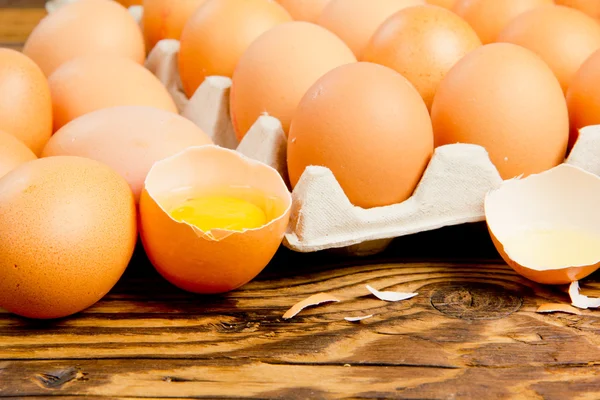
[139,145,292,294]
[485,163,600,285]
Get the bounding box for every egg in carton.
[145,38,600,256]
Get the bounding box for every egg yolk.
[170,195,267,232]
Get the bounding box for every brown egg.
[318,0,426,58]
[23,0,145,77]
[431,43,569,180]
[179,0,291,98]
[288,62,433,209]
[48,56,177,132]
[0,48,52,156]
[0,131,37,179]
[426,0,457,9]
[453,0,553,44]
[276,0,331,22]
[497,4,600,94]
[0,156,137,319]
[142,0,207,51]
[566,48,600,149]
[363,4,481,111]
[230,21,356,140]
[555,0,600,22]
[42,106,213,203]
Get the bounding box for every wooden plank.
[2,359,600,398]
[0,248,598,370]
[1,0,47,8]
[0,5,599,398]
[0,7,46,44]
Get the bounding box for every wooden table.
[2,2,600,398]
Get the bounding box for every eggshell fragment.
[139,145,292,294]
[485,164,600,285]
[0,131,37,179]
[24,0,145,76]
[366,285,418,302]
[282,293,341,319]
[536,303,582,315]
[569,281,600,309]
[42,106,212,203]
[48,56,177,131]
[344,315,374,322]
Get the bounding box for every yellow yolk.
[170,195,267,232]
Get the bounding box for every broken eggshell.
[138,145,292,294]
[282,292,341,319]
[485,163,600,285]
[569,281,600,309]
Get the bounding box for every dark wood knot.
[33,367,87,389]
[430,282,523,320]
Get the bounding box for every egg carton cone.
[145,39,189,113]
[44,0,144,21]
[45,0,78,13]
[146,39,600,256]
[565,125,600,174]
[128,5,144,28]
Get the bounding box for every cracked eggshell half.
[485,163,600,285]
[139,145,292,294]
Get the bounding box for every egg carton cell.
[146,38,600,256]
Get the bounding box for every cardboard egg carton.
[148,39,600,256]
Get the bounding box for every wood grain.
[2,2,600,399]
[1,226,600,399]
[0,7,45,47]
